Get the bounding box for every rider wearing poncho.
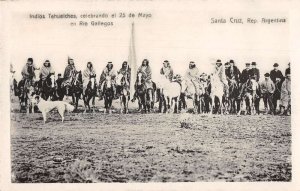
[63,58,77,87]
[20,58,39,87]
[137,59,153,89]
[99,62,116,98]
[160,60,174,81]
[118,61,131,85]
[116,61,131,96]
[82,62,96,94]
[131,59,153,102]
[184,61,201,95]
[39,60,54,81]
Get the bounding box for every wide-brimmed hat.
[251,62,256,66]
[273,63,279,67]
[264,73,270,77]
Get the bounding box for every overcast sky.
[8,1,290,82]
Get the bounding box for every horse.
[134,72,155,113]
[102,75,114,114]
[156,75,181,113]
[180,78,201,114]
[238,79,259,115]
[83,74,97,113]
[209,73,228,114]
[52,78,65,101]
[41,73,56,101]
[16,78,38,113]
[116,73,130,114]
[71,71,83,111]
[228,79,240,114]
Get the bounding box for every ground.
[10,97,291,182]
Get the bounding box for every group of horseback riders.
[12,57,291,115]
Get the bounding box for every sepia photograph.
[1,0,300,190]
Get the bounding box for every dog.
[35,95,75,124]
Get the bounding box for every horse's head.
[46,73,56,88]
[74,71,82,86]
[105,75,112,88]
[116,73,124,86]
[137,72,144,86]
[90,74,96,89]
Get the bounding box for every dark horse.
[40,73,56,101]
[83,74,97,113]
[228,79,240,114]
[15,78,36,113]
[134,72,155,113]
[70,71,83,111]
[102,75,114,114]
[58,71,83,111]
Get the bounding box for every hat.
[251,62,256,65]
[163,60,169,63]
[108,61,112,64]
[225,62,229,66]
[216,59,221,63]
[246,63,250,66]
[216,59,222,65]
[27,58,33,62]
[264,73,270,77]
[229,60,234,64]
[273,63,279,67]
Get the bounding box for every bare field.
[10,99,291,182]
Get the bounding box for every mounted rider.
[160,60,174,82]
[116,61,131,96]
[20,58,40,88]
[99,62,117,99]
[240,63,252,84]
[184,61,201,96]
[82,62,96,95]
[131,59,153,102]
[225,60,241,85]
[39,60,55,83]
[213,59,228,88]
[62,57,78,88]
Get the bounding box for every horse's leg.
[120,96,123,114]
[109,98,112,114]
[210,95,214,115]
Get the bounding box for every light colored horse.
[181,78,202,114]
[156,75,181,113]
[209,73,227,114]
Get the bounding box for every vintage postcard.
[0,0,300,190]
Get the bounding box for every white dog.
[35,96,75,124]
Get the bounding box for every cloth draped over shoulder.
[83,67,96,93]
[160,65,174,81]
[280,78,291,108]
[137,65,153,89]
[40,66,54,80]
[184,67,201,95]
[21,63,37,79]
[63,65,77,79]
[118,67,131,85]
[99,66,116,85]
